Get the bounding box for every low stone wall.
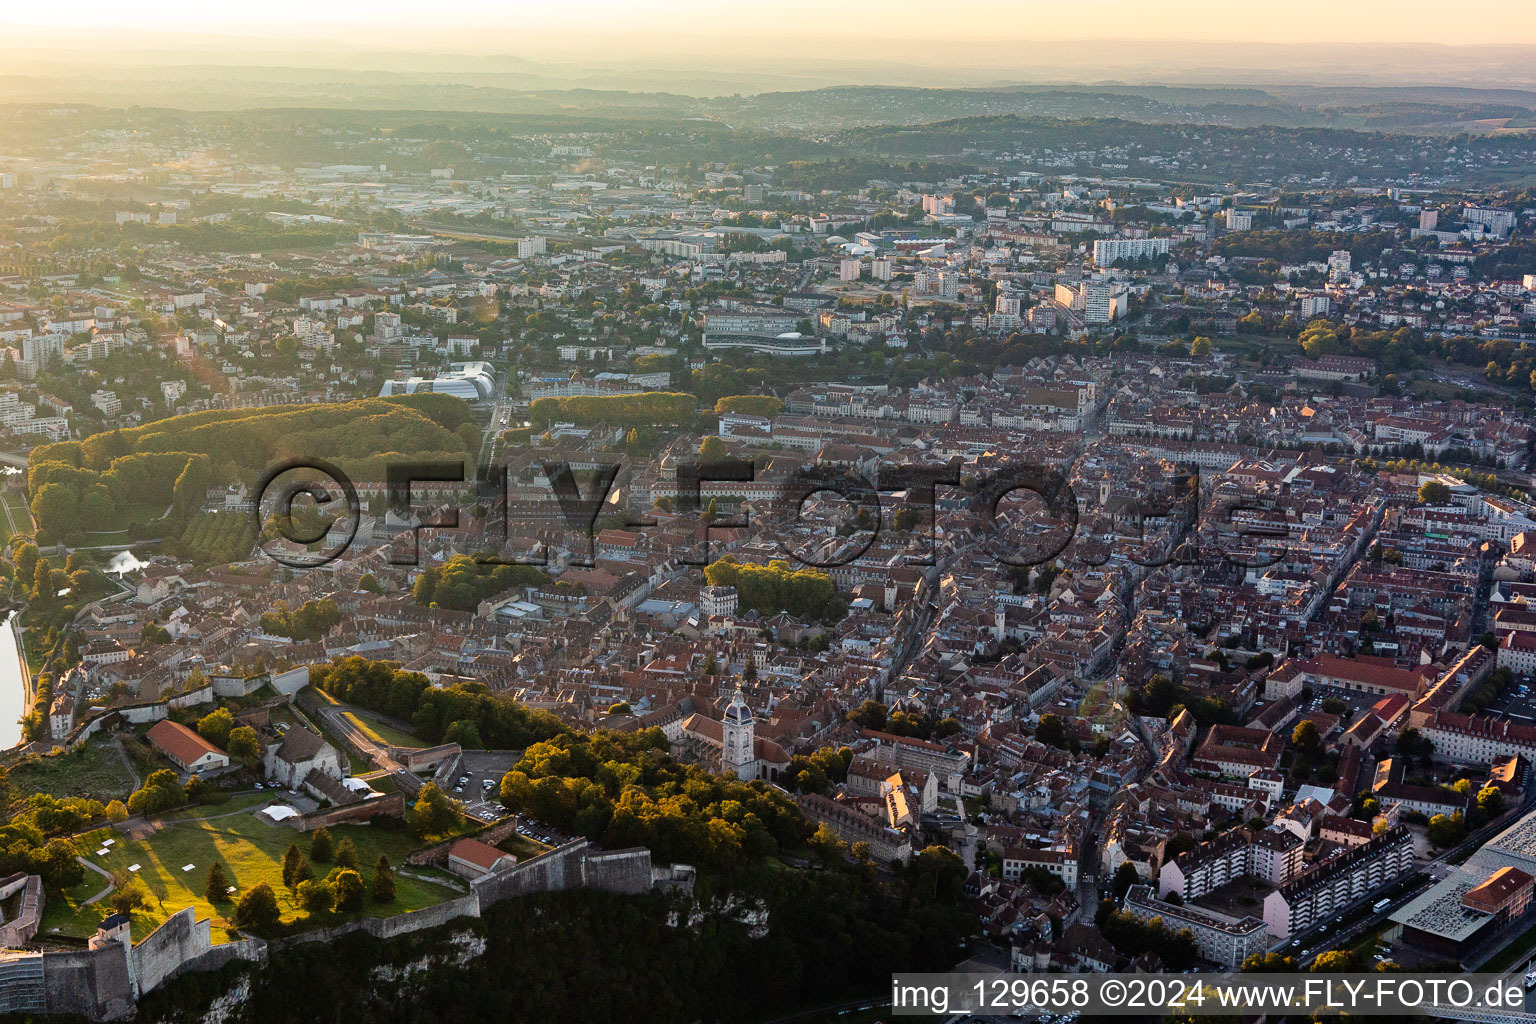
[580,848,656,895]
[166,937,266,985]
[41,839,682,1021]
[394,743,461,770]
[295,792,405,833]
[405,816,521,867]
[271,667,309,697]
[469,840,654,906]
[211,674,266,699]
[268,892,482,952]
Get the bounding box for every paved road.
[310,698,428,796]
[110,736,141,791]
[78,857,113,905]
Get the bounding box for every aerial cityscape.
[2,5,1536,1022]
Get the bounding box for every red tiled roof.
[1462,866,1534,915]
[147,719,224,765]
[448,838,509,871]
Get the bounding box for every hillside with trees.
[24,394,478,545]
[528,392,697,429]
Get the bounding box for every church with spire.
[679,685,791,782]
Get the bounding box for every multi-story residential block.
[1159,826,1303,901]
[1262,827,1414,939]
[1092,236,1170,266]
[1125,885,1269,967]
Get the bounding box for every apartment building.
[1419,710,1536,766]
[1003,844,1080,889]
[1159,826,1304,901]
[1092,236,1170,266]
[1125,885,1270,968]
[1262,827,1414,939]
[859,729,971,793]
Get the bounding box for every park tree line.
[1094,900,1198,970]
[412,554,548,612]
[260,599,342,642]
[529,392,698,429]
[311,657,567,751]
[703,557,845,622]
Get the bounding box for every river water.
[0,549,145,750]
[107,550,148,575]
[0,611,25,750]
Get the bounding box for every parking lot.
[445,751,522,822]
[1483,674,1536,725]
[1300,683,1376,725]
[448,766,505,821]
[514,817,574,847]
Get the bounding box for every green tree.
[1397,727,1432,758]
[197,707,234,748]
[1241,952,1297,973]
[1292,720,1323,758]
[333,836,359,871]
[1310,949,1360,973]
[1477,786,1507,818]
[110,877,151,917]
[310,827,334,864]
[1418,480,1452,505]
[1112,861,1142,900]
[1036,714,1068,749]
[227,726,260,764]
[1427,812,1466,847]
[281,844,307,891]
[371,855,396,903]
[847,700,887,730]
[205,861,231,903]
[126,768,188,817]
[408,782,464,838]
[297,878,334,914]
[30,483,79,541]
[332,869,365,913]
[235,882,281,929]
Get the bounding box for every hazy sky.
[6,0,1536,46]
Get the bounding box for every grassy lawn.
[5,739,137,811]
[76,531,130,545]
[496,833,551,861]
[344,712,423,749]
[43,804,462,944]
[0,491,31,538]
